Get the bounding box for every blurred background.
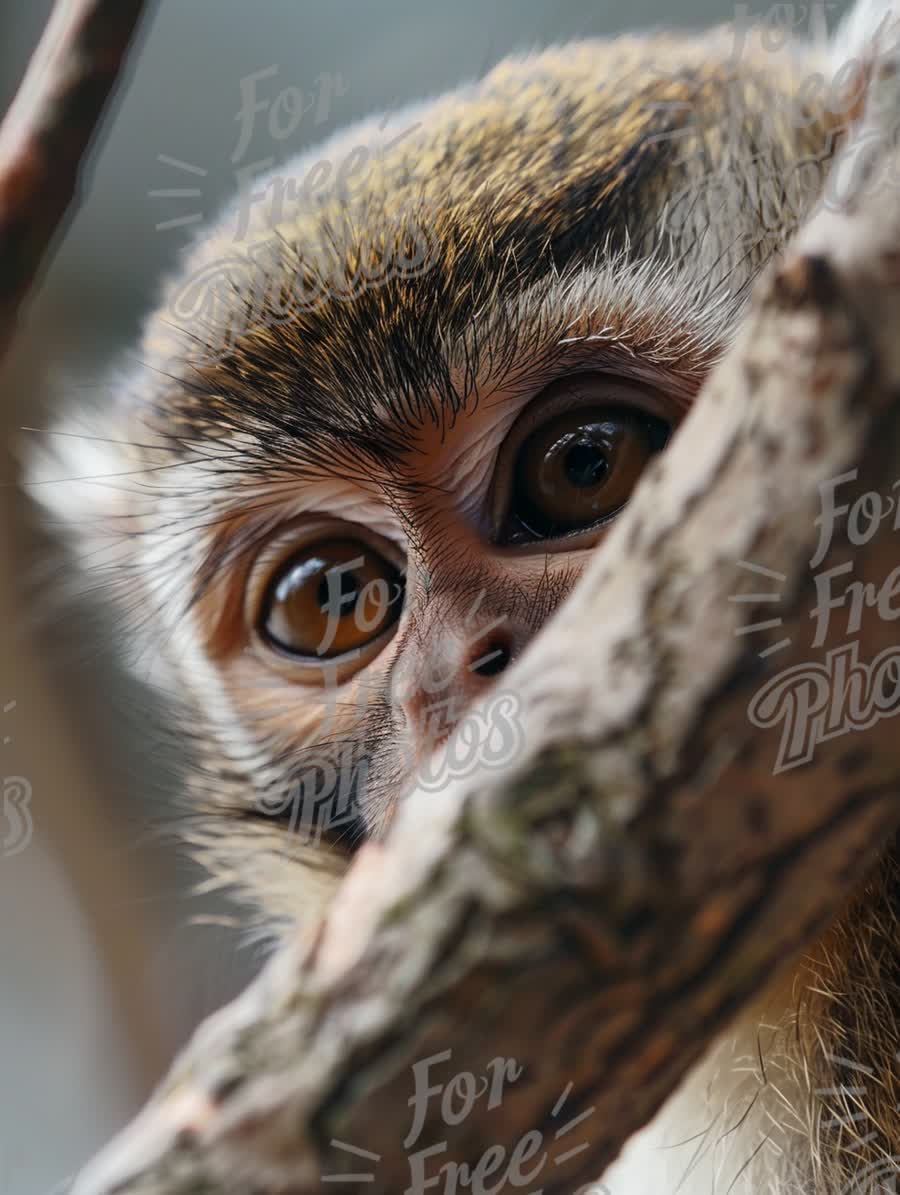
[0,2,854,1193]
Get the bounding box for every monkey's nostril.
[469,635,512,678]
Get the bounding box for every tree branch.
[0,0,149,355]
[0,0,169,1086]
[69,112,900,1194]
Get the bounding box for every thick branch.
[71,127,900,1195]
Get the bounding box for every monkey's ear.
[23,370,149,581]
[831,0,900,102]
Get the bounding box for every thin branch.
[0,0,166,1085]
[0,0,150,354]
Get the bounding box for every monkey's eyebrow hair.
[159,254,724,487]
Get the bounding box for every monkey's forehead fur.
[132,31,832,470]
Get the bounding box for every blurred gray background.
[0,2,853,1193]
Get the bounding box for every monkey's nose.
[467,628,513,678]
[393,621,519,758]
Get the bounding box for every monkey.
[26,4,900,1193]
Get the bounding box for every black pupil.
[564,440,608,488]
[318,569,360,613]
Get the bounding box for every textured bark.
[70,118,900,1194]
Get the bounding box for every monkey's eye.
[259,538,404,659]
[510,406,668,537]
[494,376,672,544]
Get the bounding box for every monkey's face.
[183,362,689,848]
[41,32,838,920]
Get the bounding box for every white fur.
[601,989,810,1194]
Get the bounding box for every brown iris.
[260,538,404,658]
[508,405,669,540]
